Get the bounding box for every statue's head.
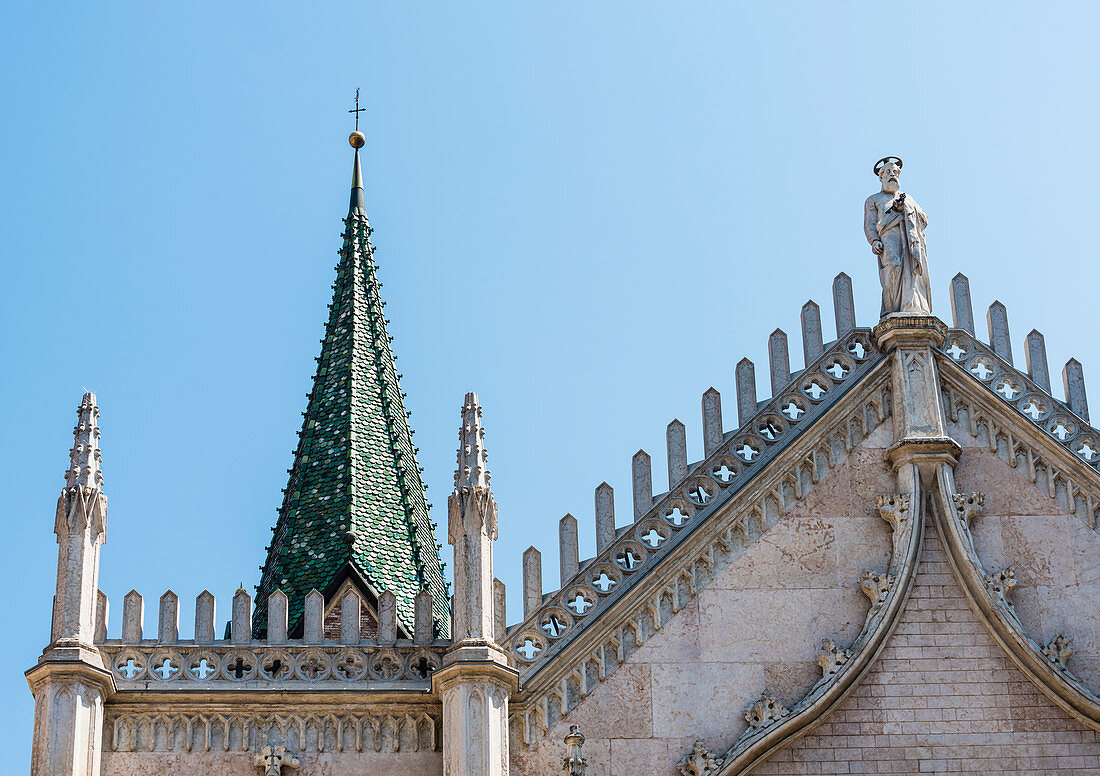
[874,156,902,194]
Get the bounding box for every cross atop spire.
[348,87,366,132]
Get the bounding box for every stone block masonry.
[754,517,1100,776]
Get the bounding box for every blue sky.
[4,1,1099,763]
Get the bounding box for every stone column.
[438,392,518,776]
[26,393,114,776]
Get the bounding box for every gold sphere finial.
[349,131,366,149]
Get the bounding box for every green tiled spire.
[254,143,450,638]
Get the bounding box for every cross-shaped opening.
[190,658,215,680]
[566,593,594,614]
[592,572,616,593]
[996,379,1019,400]
[848,340,868,360]
[666,506,690,525]
[826,361,849,379]
[641,528,666,548]
[1078,442,1099,461]
[758,420,781,440]
[971,361,994,380]
[118,658,142,679]
[616,549,641,570]
[411,657,432,678]
[781,401,805,420]
[688,483,712,505]
[736,443,760,462]
[516,638,541,660]
[228,657,251,679]
[152,658,176,680]
[945,341,966,360]
[803,381,827,400]
[1050,421,1072,441]
[541,615,567,637]
[713,464,736,482]
[1022,400,1046,420]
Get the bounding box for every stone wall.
[102,751,442,775]
[511,422,897,774]
[754,516,1100,775]
[956,430,1100,691]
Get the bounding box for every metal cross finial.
[349,88,366,131]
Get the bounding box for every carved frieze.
[105,708,440,754]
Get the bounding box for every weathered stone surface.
[753,521,1100,776]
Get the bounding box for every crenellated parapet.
[939,273,1100,527]
[507,276,900,744]
[96,586,450,689]
[506,276,882,677]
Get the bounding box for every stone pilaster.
[26,393,114,776]
[873,315,961,478]
[440,392,518,776]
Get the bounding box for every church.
[25,136,1100,775]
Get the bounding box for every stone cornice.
[26,657,116,699]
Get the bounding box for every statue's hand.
[871,240,884,255]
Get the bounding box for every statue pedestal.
[873,315,961,478]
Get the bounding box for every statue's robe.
[865,192,932,317]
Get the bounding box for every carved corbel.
[952,491,984,528]
[677,739,723,776]
[254,746,299,776]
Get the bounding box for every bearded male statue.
[864,157,933,318]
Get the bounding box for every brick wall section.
[755,516,1100,776]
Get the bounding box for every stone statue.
[864,157,932,318]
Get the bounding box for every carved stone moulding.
[98,643,446,687]
[104,706,442,754]
[506,329,884,675]
[510,374,897,747]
